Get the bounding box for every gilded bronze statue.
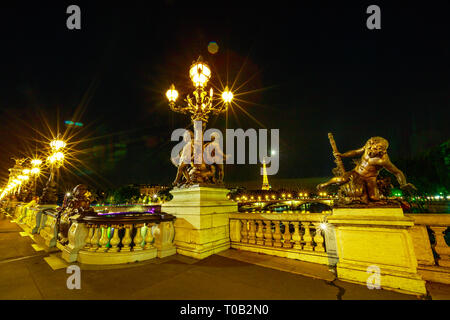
[58,184,96,244]
[317,133,416,205]
[171,130,227,187]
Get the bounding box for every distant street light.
[41,137,67,204]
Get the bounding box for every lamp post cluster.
[0,158,41,202]
[0,137,67,204]
[166,56,233,124]
[40,137,67,204]
[165,56,234,186]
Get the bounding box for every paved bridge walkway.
[1,215,449,300]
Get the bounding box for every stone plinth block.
[162,186,238,259]
[328,207,427,296]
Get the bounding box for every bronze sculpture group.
[57,184,96,244]
[171,130,228,187]
[317,133,416,205]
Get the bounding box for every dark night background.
[0,1,449,192]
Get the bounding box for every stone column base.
[162,185,237,260]
[328,207,427,295]
[157,245,177,258]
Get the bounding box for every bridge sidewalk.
[0,215,448,300]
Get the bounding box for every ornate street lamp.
[41,137,66,204]
[165,56,234,187]
[166,56,233,124]
[30,159,42,197]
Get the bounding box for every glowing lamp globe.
[222,87,233,104]
[189,58,211,87]
[22,169,30,175]
[30,167,40,175]
[166,84,178,103]
[31,159,42,167]
[54,152,64,162]
[50,139,66,151]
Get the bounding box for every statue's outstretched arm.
[383,156,408,187]
[214,144,227,159]
[339,147,365,158]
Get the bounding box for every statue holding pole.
[317,133,416,205]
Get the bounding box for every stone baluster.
[292,221,303,249]
[264,220,273,246]
[153,221,176,258]
[282,221,293,248]
[98,225,110,252]
[313,223,325,252]
[256,220,264,245]
[84,225,94,250]
[134,224,144,251]
[303,222,313,251]
[89,225,101,251]
[144,223,155,249]
[430,226,450,267]
[240,219,248,243]
[121,225,132,252]
[273,222,282,247]
[109,225,121,252]
[248,220,257,244]
[62,220,89,263]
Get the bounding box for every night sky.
[0,1,449,189]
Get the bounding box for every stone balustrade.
[38,209,59,247]
[61,213,176,264]
[407,213,450,284]
[229,212,337,265]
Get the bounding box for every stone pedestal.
[31,204,57,234]
[328,207,427,295]
[162,186,237,259]
[153,221,177,258]
[60,217,88,263]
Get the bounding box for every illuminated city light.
[18,175,29,181]
[166,84,178,103]
[31,159,42,166]
[221,87,233,103]
[189,59,211,87]
[50,139,66,151]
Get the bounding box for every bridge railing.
[407,213,450,284]
[61,213,176,264]
[229,212,337,266]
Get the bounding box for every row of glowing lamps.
[0,139,67,200]
[232,192,331,202]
